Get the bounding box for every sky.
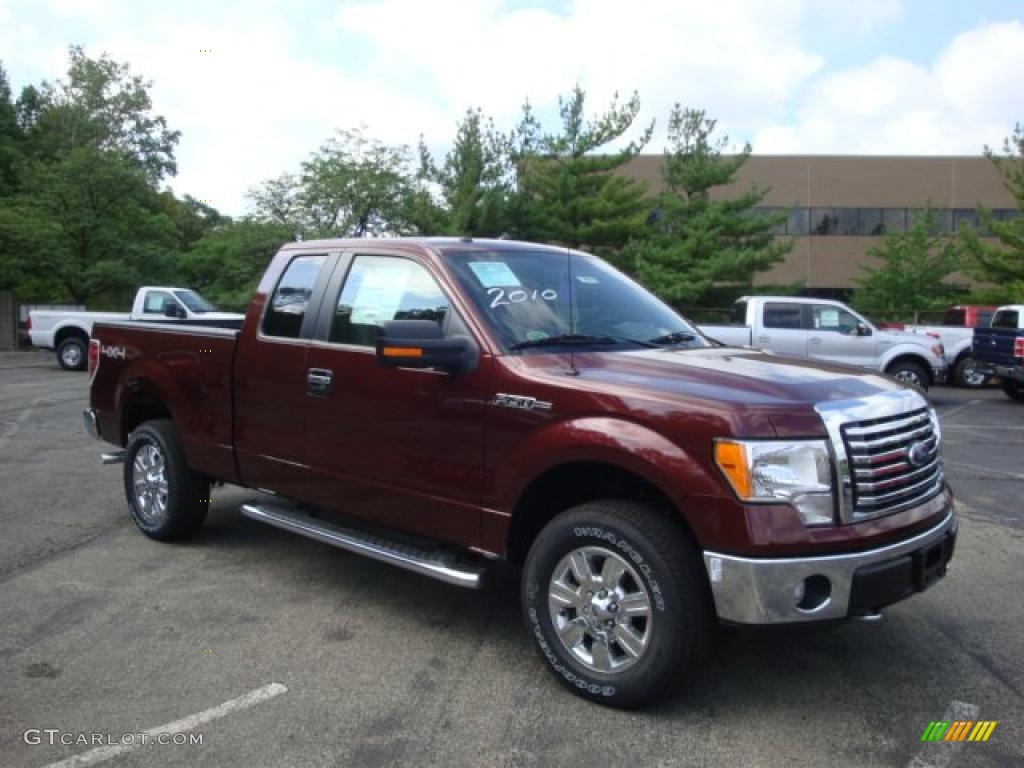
[1,0,1022,216]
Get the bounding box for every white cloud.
[754,20,1024,155]
[3,1,1020,216]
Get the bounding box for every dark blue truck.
[974,304,1024,401]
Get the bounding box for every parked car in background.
[84,238,956,708]
[974,305,1024,402]
[29,287,243,370]
[881,305,997,388]
[698,296,946,390]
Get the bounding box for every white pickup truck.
[882,306,997,388]
[698,296,947,390]
[29,286,243,370]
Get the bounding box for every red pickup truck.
[85,238,956,707]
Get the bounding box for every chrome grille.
[840,408,943,520]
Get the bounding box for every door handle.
[307,368,333,396]
[756,335,770,344]
[808,337,823,345]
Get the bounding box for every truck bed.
[973,326,1023,367]
[89,320,241,483]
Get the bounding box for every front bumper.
[703,511,957,624]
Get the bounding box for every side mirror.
[376,320,478,374]
[164,303,186,319]
[856,323,872,337]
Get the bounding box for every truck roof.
[278,237,581,256]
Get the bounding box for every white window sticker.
[819,309,840,328]
[350,267,410,325]
[468,261,521,288]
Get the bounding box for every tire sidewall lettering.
[571,526,666,611]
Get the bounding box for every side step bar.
[240,502,486,589]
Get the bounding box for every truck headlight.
[714,439,835,526]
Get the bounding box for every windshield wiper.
[510,334,621,351]
[646,331,697,346]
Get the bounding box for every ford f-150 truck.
[85,238,956,707]
[698,297,947,390]
[883,305,997,388]
[974,304,1024,401]
[29,286,243,370]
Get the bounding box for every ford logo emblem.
[906,441,933,467]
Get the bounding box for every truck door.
[235,252,334,500]
[807,303,878,369]
[755,301,808,358]
[302,252,489,549]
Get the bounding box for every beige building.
[620,155,1019,295]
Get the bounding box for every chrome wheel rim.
[61,344,82,367]
[132,444,168,522]
[893,369,922,387]
[961,359,986,388]
[548,546,653,674]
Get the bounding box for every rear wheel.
[56,336,87,371]
[522,500,712,708]
[124,419,209,540]
[1003,381,1024,402]
[953,354,988,388]
[886,360,929,390]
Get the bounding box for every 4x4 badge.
[491,393,553,412]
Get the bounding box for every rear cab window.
[992,309,1020,329]
[763,303,804,330]
[262,254,328,339]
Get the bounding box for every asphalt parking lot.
[1,349,1021,768]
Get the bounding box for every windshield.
[173,289,218,313]
[442,249,709,354]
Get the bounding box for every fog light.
[794,575,832,612]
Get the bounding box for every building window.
[881,208,906,234]
[810,208,837,235]
[857,208,884,236]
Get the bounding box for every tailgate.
[973,328,1021,366]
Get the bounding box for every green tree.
[851,206,964,312]
[252,127,416,238]
[961,123,1024,301]
[179,219,293,311]
[621,106,790,306]
[0,47,182,305]
[0,63,22,195]
[425,108,513,237]
[510,87,652,252]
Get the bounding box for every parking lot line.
[0,398,42,451]
[935,401,980,422]
[39,683,288,768]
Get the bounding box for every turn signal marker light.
[715,440,752,499]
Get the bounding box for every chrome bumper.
[83,408,100,440]
[703,511,957,624]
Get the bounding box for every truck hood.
[570,347,907,424]
[577,347,905,403]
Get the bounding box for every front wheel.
[886,360,930,390]
[1003,381,1024,402]
[522,500,712,708]
[124,419,209,540]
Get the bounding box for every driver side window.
[812,305,858,333]
[143,291,175,315]
[331,256,450,347]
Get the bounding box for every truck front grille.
[840,408,944,520]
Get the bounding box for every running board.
[240,502,485,589]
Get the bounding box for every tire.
[953,354,988,389]
[56,336,87,371]
[1003,381,1024,402]
[522,500,712,708]
[123,419,209,540]
[886,360,930,391]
